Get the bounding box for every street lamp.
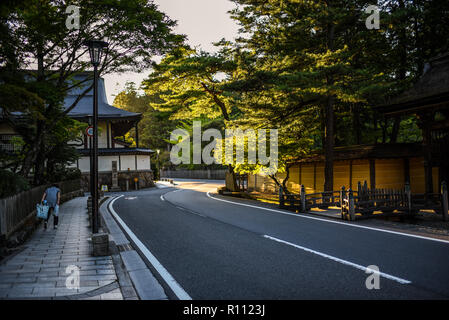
[156,149,160,181]
[84,40,108,234]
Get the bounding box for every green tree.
[227,0,387,191]
[143,47,242,187]
[113,82,177,151]
[0,0,183,185]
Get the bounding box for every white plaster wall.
[99,156,120,172]
[78,157,91,173]
[120,155,136,171]
[98,121,108,148]
[136,155,151,170]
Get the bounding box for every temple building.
[376,53,449,194]
[0,72,154,191]
[65,73,154,191]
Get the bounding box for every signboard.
[101,185,108,192]
[85,126,94,137]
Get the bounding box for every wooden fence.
[0,179,83,240]
[279,185,341,212]
[279,180,449,221]
[236,174,248,192]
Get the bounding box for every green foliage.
[0,169,30,198]
[120,1,447,192]
[0,0,184,185]
[113,82,178,150]
[49,167,81,183]
[143,47,238,122]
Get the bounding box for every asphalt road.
[110,179,449,299]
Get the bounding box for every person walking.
[41,183,61,230]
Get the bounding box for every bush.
[0,170,30,198]
[49,166,81,182]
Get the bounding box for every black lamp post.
[84,40,108,234]
[156,149,160,181]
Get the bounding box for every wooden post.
[369,159,376,190]
[357,181,362,198]
[404,158,410,186]
[300,184,306,212]
[441,181,448,221]
[349,160,353,189]
[106,121,110,149]
[279,186,284,208]
[348,188,355,221]
[340,186,345,208]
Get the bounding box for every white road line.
[155,183,171,189]
[160,195,165,201]
[206,192,449,244]
[263,235,411,285]
[109,195,192,300]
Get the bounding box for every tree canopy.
[0,0,184,186]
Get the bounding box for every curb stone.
[100,197,168,300]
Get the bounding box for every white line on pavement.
[160,195,165,201]
[109,195,192,300]
[263,235,411,285]
[206,192,449,245]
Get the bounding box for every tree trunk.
[324,96,334,192]
[390,116,401,143]
[33,137,47,185]
[19,122,44,180]
[352,104,361,145]
[324,19,335,192]
[281,164,292,192]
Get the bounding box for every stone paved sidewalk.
[0,197,123,300]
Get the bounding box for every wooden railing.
[279,185,341,212]
[341,181,448,221]
[236,174,248,192]
[279,181,449,222]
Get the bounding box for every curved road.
[110,179,449,300]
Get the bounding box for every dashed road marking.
[206,192,449,245]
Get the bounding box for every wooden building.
[376,53,449,194]
[249,143,436,194]
[0,72,155,191]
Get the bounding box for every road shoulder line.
[206,192,449,245]
[108,195,192,300]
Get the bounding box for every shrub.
[0,170,30,198]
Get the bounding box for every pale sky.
[104,0,240,104]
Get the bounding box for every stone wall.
[81,170,154,192]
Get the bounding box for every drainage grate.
[117,243,133,252]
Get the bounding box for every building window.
[0,134,21,152]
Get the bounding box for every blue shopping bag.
[36,203,49,220]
